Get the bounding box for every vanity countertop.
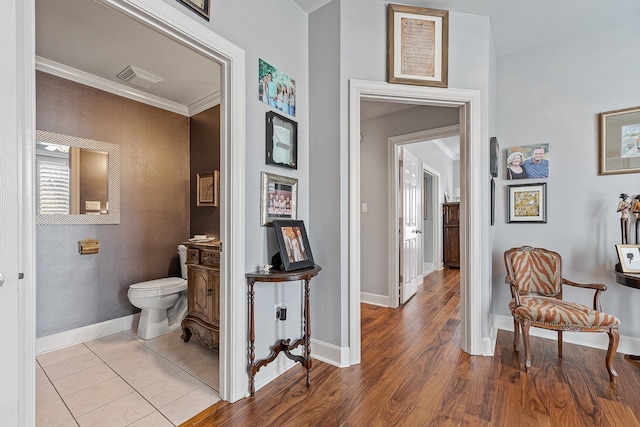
[184,240,220,249]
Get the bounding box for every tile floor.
[36,329,220,427]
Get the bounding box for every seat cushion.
[510,296,620,329]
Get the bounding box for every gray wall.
[36,72,190,337]
[493,17,640,338]
[360,106,458,297]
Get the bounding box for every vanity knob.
[207,288,213,296]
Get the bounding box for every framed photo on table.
[266,111,297,169]
[273,220,314,271]
[598,106,640,175]
[387,4,448,87]
[260,172,298,226]
[616,244,640,273]
[507,183,547,223]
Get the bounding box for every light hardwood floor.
[186,268,640,426]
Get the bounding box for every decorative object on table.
[261,264,272,273]
[387,4,448,88]
[617,193,631,244]
[176,0,210,21]
[505,143,549,179]
[507,183,547,223]
[260,172,297,226]
[632,195,640,244]
[272,220,314,271]
[598,106,640,175]
[615,244,640,273]
[266,111,297,169]
[197,171,219,207]
[258,58,296,117]
[489,137,499,177]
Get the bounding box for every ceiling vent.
[116,65,163,89]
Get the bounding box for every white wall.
[494,18,640,339]
[360,106,458,297]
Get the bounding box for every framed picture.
[258,59,296,117]
[507,183,547,223]
[260,172,297,226]
[197,171,219,207]
[273,220,314,271]
[387,4,448,88]
[598,106,640,175]
[505,143,550,180]
[266,111,297,169]
[615,244,640,273]
[176,0,210,21]
[490,137,499,177]
[490,178,495,226]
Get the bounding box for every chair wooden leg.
[521,321,531,372]
[513,318,520,351]
[606,327,619,382]
[557,330,563,357]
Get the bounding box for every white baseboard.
[493,314,640,355]
[36,313,140,355]
[311,338,350,368]
[360,292,389,307]
[424,262,434,272]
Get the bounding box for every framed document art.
[387,4,448,87]
[176,0,210,20]
[598,106,640,175]
[507,183,547,224]
[266,111,297,169]
[197,171,218,207]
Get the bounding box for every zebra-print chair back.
[504,246,562,297]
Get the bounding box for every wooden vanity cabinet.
[181,243,220,349]
[443,202,460,268]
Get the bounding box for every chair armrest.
[562,278,606,311]
[505,275,521,305]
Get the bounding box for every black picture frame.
[266,111,297,170]
[490,178,495,226]
[176,0,210,21]
[273,220,314,271]
[507,182,547,223]
[489,136,499,177]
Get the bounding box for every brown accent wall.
[36,72,190,337]
[189,106,220,239]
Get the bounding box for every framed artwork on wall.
[507,182,547,223]
[505,143,550,180]
[272,220,315,271]
[266,111,297,169]
[176,0,210,21]
[598,106,640,175]
[615,244,640,273]
[258,59,296,117]
[260,172,298,226]
[197,171,219,207]
[387,4,449,87]
[490,137,499,177]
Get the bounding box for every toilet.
[127,244,189,340]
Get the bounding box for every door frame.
[422,162,442,273]
[349,80,482,364]
[17,0,248,418]
[387,126,458,308]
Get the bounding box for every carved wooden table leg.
[248,278,256,397]
[304,277,311,388]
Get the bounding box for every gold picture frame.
[387,4,449,87]
[197,170,219,207]
[616,244,640,273]
[598,106,640,175]
[177,0,210,21]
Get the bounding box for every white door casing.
[399,147,422,304]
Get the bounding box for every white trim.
[424,262,434,272]
[188,91,221,116]
[494,314,640,356]
[431,138,458,160]
[349,80,483,365]
[36,314,140,355]
[310,338,351,368]
[360,292,389,307]
[422,162,442,272]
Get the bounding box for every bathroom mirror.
[36,130,120,225]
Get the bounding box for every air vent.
[116,65,163,89]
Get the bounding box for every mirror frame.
[36,130,120,225]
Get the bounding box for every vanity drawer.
[186,248,200,265]
[200,249,220,267]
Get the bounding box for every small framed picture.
[260,172,297,226]
[489,137,499,177]
[616,244,640,273]
[273,220,314,271]
[176,0,210,21]
[197,171,219,207]
[598,106,640,175]
[507,183,547,223]
[266,111,297,169]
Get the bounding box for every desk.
[615,263,640,362]
[246,265,321,397]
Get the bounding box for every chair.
[504,246,620,382]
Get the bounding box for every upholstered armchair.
[504,246,620,382]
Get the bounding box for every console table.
[246,265,321,397]
[615,263,640,362]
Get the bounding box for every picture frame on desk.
[616,244,640,273]
[273,220,314,271]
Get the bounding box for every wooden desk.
[615,263,640,362]
[246,265,321,397]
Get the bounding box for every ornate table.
[615,263,640,362]
[246,265,321,396]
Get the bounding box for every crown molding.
[188,91,221,116]
[432,138,459,160]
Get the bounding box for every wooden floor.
[185,268,640,426]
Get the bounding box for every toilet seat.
[127,277,187,298]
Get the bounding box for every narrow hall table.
[246,265,321,397]
[614,263,640,362]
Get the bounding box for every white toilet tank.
[178,244,188,279]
